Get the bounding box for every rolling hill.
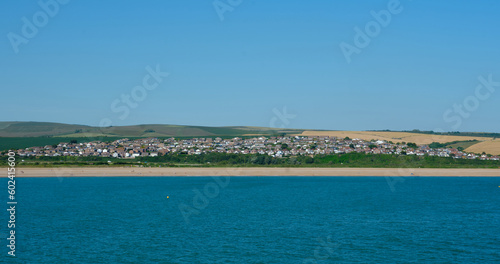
[1,122,499,154]
[0,122,305,138]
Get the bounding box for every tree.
[368,144,377,149]
[407,142,417,148]
[304,156,314,164]
[344,137,351,140]
[429,142,446,149]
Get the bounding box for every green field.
[0,137,128,151]
[429,140,481,150]
[446,140,481,149]
[0,121,305,138]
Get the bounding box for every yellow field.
[464,139,500,155]
[297,131,492,145]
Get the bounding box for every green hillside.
[0,122,305,138]
[0,122,306,150]
[0,122,90,137]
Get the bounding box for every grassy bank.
[2,153,499,169]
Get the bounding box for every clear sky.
[1,0,499,132]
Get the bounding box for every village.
[10,136,500,161]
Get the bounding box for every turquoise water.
[3,176,500,263]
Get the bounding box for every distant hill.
[0,122,305,138]
[370,129,500,139]
[0,122,90,137]
[1,122,499,155]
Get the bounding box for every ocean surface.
[3,176,500,263]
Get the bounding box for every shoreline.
[5,167,500,177]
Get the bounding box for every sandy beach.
[7,167,500,177]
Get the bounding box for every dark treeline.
[139,152,499,168]
[368,129,500,138]
[403,130,499,138]
[3,152,499,168]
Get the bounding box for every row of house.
[9,136,500,161]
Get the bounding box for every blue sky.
[1,0,499,132]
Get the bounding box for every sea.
[3,176,500,263]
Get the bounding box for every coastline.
[6,167,500,177]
